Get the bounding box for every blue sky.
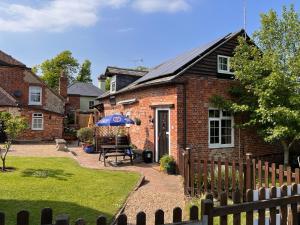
[0,0,298,85]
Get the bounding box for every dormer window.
[217,55,233,74]
[110,76,116,93]
[29,86,42,105]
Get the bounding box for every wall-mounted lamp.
[149,116,154,125]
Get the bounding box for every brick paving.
[8,143,186,225]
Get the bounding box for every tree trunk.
[281,140,293,166]
[283,146,289,166]
[2,159,5,171]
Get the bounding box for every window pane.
[221,119,232,144]
[209,110,220,118]
[210,120,219,144]
[30,87,41,103]
[222,110,231,117]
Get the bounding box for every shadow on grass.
[21,169,73,181]
[0,199,112,225]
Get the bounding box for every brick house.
[0,50,65,141]
[66,82,104,128]
[98,29,282,165]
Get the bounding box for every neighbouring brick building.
[66,82,104,128]
[0,50,66,141]
[98,29,282,166]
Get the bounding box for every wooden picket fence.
[0,205,205,225]
[1,184,300,225]
[202,184,300,225]
[182,149,300,199]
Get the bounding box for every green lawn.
[0,157,140,225]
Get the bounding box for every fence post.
[41,208,52,225]
[17,210,29,225]
[233,190,241,225]
[172,208,182,223]
[290,183,298,225]
[0,212,4,225]
[202,199,213,225]
[96,216,107,225]
[246,189,253,225]
[220,192,227,225]
[280,185,288,225]
[190,205,198,221]
[117,214,127,225]
[136,212,146,225]
[155,209,164,225]
[269,186,277,225]
[186,147,191,195]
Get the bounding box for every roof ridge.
[107,66,148,72]
[0,50,25,67]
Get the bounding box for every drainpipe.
[183,83,187,150]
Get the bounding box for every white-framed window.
[32,113,43,130]
[110,76,116,93]
[217,55,233,74]
[29,86,42,105]
[89,101,94,109]
[209,109,234,148]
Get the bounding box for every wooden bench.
[55,139,68,151]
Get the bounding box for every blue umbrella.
[96,114,135,126]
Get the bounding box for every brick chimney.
[59,70,68,99]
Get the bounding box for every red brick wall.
[177,74,282,160]
[67,95,80,111]
[0,67,44,106]
[0,66,64,141]
[19,109,64,141]
[101,84,180,162]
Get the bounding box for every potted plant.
[134,118,141,126]
[77,127,94,153]
[159,155,176,174]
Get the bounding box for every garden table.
[99,145,133,166]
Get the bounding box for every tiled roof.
[0,87,18,106]
[0,50,25,67]
[68,82,104,97]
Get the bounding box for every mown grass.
[0,157,140,225]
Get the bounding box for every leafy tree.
[0,112,28,171]
[210,5,300,165]
[134,66,148,71]
[76,59,92,82]
[35,50,79,90]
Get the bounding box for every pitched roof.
[0,86,18,106]
[0,50,25,67]
[104,66,148,77]
[68,82,104,97]
[136,30,243,84]
[99,29,245,99]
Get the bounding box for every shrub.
[77,128,94,143]
[159,155,176,172]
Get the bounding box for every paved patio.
[9,143,186,225]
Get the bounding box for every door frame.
[155,108,171,162]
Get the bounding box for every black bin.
[143,150,153,163]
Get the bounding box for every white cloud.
[0,0,128,32]
[132,0,190,13]
[0,0,190,32]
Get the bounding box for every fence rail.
[1,185,300,225]
[203,184,300,225]
[182,149,300,199]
